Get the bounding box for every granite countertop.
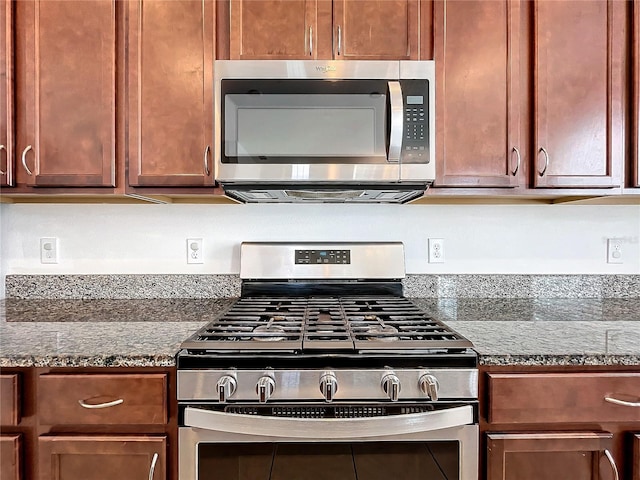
[1,298,639,367]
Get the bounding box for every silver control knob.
[419,374,439,401]
[319,372,338,402]
[216,375,237,403]
[381,373,401,402]
[256,376,275,403]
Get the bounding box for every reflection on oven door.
[197,442,456,480]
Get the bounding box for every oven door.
[179,405,478,480]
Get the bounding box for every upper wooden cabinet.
[126,0,216,188]
[229,0,419,60]
[1,0,13,187]
[434,0,521,187]
[13,0,117,188]
[532,0,624,189]
[634,0,640,188]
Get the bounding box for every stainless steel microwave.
[214,60,435,203]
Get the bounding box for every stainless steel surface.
[78,398,124,409]
[0,144,5,175]
[214,60,436,187]
[319,371,338,402]
[388,81,403,163]
[308,26,312,56]
[381,373,401,401]
[216,375,237,403]
[337,25,342,56]
[419,374,440,401]
[178,368,478,402]
[148,452,158,480]
[256,375,275,403]
[604,449,619,480]
[604,396,640,407]
[179,423,478,480]
[538,146,549,176]
[512,146,521,176]
[21,145,33,176]
[239,242,405,280]
[203,145,210,176]
[224,186,427,204]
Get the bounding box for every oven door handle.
[387,81,403,164]
[184,405,473,439]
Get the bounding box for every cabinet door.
[333,0,418,60]
[434,0,521,187]
[487,432,617,480]
[1,0,14,187]
[14,0,116,187]
[39,436,165,480]
[634,434,640,480]
[634,0,640,187]
[127,0,215,187]
[0,435,21,480]
[229,0,323,59]
[533,0,624,188]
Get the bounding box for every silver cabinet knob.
[216,375,237,403]
[319,372,338,402]
[256,376,275,403]
[381,373,401,402]
[419,374,439,401]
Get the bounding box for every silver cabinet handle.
[21,145,33,176]
[605,396,640,407]
[203,145,210,176]
[0,145,5,175]
[78,398,124,409]
[184,405,473,439]
[336,25,341,56]
[148,452,159,480]
[387,81,403,163]
[604,450,619,480]
[537,147,549,177]
[511,147,521,176]
[309,26,313,56]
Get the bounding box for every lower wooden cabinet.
[38,436,166,480]
[0,434,21,480]
[634,434,640,480]
[487,432,615,480]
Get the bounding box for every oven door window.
[221,79,389,164]
[197,442,458,480]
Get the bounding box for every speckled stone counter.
[1,298,639,368]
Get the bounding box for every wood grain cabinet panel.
[39,435,165,480]
[487,432,614,480]
[333,0,418,60]
[229,0,417,60]
[488,373,640,424]
[634,434,640,480]
[0,374,20,426]
[533,0,624,188]
[127,0,216,187]
[13,0,116,187]
[434,0,521,187]
[1,0,14,187]
[0,435,21,480]
[38,374,167,426]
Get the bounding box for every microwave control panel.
[401,79,430,163]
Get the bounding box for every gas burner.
[364,318,400,342]
[252,317,288,342]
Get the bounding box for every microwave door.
[387,81,404,164]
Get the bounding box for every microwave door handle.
[183,405,473,439]
[388,81,403,163]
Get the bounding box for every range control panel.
[295,249,351,265]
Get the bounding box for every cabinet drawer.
[0,374,20,425]
[488,372,640,424]
[38,374,167,425]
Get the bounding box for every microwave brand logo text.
[315,65,337,73]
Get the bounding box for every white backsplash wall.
[1,203,639,296]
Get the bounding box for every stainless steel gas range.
[177,242,478,480]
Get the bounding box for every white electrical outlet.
[428,238,445,263]
[187,238,203,264]
[40,237,58,264]
[607,238,623,264]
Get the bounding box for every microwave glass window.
[225,94,386,159]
